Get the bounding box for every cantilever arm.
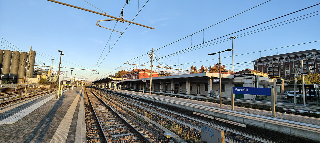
[47,0,154,30]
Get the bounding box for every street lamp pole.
[57,50,64,99]
[51,59,54,82]
[230,36,236,74]
[208,49,232,108]
[71,69,73,90]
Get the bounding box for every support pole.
[231,89,234,110]
[294,68,297,104]
[149,48,153,95]
[57,50,63,99]
[58,55,61,98]
[272,81,276,117]
[219,52,222,108]
[142,83,144,94]
[301,60,306,106]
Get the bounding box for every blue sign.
[233,87,271,96]
[213,79,219,82]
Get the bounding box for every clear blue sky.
[1,0,319,81]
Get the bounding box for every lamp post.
[57,50,64,99]
[71,69,73,90]
[51,59,54,82]
[230,36,236,74]
[208,48,232,108]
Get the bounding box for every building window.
[205,84,208,91]
[190,86,192,91]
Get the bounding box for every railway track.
[100,89,265,142]
[95,88,319,143]
[0,89,53,108]
[85,88,154,143]
[84,89,106,143]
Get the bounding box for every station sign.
[213,79,220,82]
[233,87,271,96]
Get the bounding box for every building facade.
[254,49,320,80]
[123,69,159,79]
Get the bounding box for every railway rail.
[0,89,53,108]
[84,89,107,143]
[98,88,267,143]
[95,87,319,143]
[85,88,153,143]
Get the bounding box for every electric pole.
[149,48,153,95]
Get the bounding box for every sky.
[0,0,319,81]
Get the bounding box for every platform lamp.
[208,48,232,108]
[57,50,64,99]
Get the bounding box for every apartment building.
[254,49,320,80]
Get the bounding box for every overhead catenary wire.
[153,7,320,62]
[132,10,319,72]
[94,3,127,68]
[171,40,320,69]
[123,0,273,65]
[95,0,151,69]
[121,2,319,72]
[83,0,107,14]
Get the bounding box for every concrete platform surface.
[0,88,85,143]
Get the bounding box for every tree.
[198,65,205,73]
[289,73,320,84]
[115,70,128,78]
[38,76,49,85]
[208,63,227,73]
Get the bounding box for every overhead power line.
[120,9,319,72]
[123,0,273,65]
[95,0,151,69]
[153,9,319,63]
[119,2,319,72]
[172,40,320,68]
[94,3,127,68]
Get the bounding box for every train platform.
[0,87,86,143]
[113,89,320,141]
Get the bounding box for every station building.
[112,70,279,100]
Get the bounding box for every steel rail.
[112,91,273,142]
[47,0,155,30]
[89,90,151,143]
[86,91,109,143]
